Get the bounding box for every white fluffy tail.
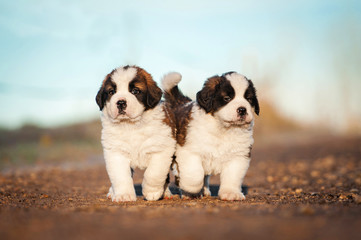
[161,72,182,92]
[161,72,191,107]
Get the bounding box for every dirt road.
[1,135,360,240]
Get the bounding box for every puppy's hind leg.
[182,175,211,199]
[177,151,204,199]
[142,152,174,201]
[163,173,173,199]
[202,175,211,197]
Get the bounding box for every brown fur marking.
[174,102,194,146]
[133,66,162,110]
[204,75,222,90]
[162,101,194,146]
[162,103,177,140]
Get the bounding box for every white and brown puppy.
[162,71,259,200]
[96,65,176,202]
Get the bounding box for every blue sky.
[0,0,360,131]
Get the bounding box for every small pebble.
[267,176,274,183]
[339,194,347,200]
[40,194,49,199]
[310,171,320,178]
[295,188,303,194]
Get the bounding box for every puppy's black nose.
[237,107,247,116]
[117,100,127,110]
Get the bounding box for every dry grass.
[0,121,102,170]
[0,99,357,170]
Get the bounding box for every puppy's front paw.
[219,190,245,201]
[143,189,163,201]
[107,187,136,202]
[113,193,136,202]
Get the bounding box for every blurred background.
[0,0,360,170]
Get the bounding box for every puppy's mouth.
[113,111,142,123]
[224,119,252,127]
[113,110,129,120]
[118,110,126,115]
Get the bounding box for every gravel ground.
[1,135,360,240]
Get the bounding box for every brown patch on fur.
[163,86,192,109]
[204,75,222,90]
[133,66,159,94]
[163,102,194,146]
[130,79,147,92]
[162,75,194,146]
[162,104,177,140]
[133,66,162,110]
[174,102,194,146]
[196,75,235,114]
[96,66,162,111]
[134,66,153,86]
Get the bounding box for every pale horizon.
[0,0,360,133]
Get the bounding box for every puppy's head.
[196,72,259,127]
[96,65,162,122]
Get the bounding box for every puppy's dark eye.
[131,88,140,95]
[246,97,253,102]
[108,89,115,96]
[223,96,231,102]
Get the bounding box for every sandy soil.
[1,135,361,240]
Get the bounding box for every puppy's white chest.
[101,116,173,169]
[194,126,253,175]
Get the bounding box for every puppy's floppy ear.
[247,79,260,116]
[254,96,260,116]
[95,73,112,111]
[95,88,104,110]
[135,66,162,109]
[196,76,221,113]
[196,89,213,113]
[145,82,162,109]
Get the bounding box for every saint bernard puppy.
[96,65,176,202]
[162,71,259,200]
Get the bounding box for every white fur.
[100,67,176,202]
[215,73,254,127]
[174,72,255,201]
[161,72,182,92]
[104,67,145,122]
